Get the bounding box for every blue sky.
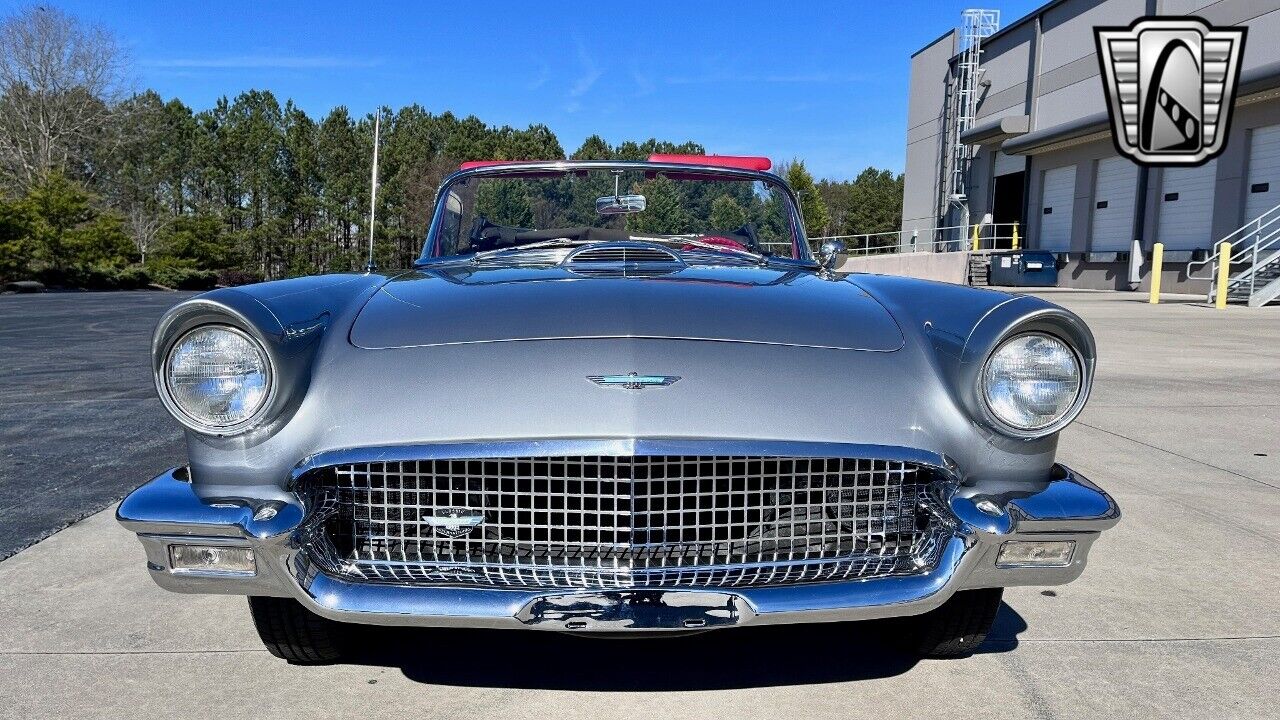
[21,0,1043,180]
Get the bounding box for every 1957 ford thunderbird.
[118,155,1119,663]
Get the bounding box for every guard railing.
[811,223,1022,257]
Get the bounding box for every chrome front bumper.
[117,463,1118,631]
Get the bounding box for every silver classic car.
[118,155,1119,664]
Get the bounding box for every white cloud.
[527,61,551,90]
[630,62,655,96]
[568,42,601,98]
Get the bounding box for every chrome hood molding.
[349,263,905,351]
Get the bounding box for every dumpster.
[987,250,1059,287]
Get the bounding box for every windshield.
[425,167,806,261]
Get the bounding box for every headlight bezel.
[978,329,1088,439]
[157,323,277,436]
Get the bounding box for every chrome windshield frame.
[415,160,814,265]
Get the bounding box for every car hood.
[349,262,904,351]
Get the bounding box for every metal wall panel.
[1038,165,1075,250]
[1089,157,1139,251]
[1155,160,1218,250]
[901,31,958,235]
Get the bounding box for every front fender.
[849,274,1095,462]
[150,273,390,446]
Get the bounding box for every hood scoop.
[565,242,684,265]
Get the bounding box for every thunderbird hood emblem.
[588,373,681,390]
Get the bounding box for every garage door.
[1245,124,1280,223]
[1156,159,1217,250]
[993,151,1023,177]
[1089,156,1139,251]
[1038,166,1075,251]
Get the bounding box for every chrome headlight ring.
[978,330,1088,439]
[157,324,276,436]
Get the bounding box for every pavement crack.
[1076,421,1279,491]
[1088,403,1280,409]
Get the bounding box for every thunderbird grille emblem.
[1096,17,1246,166]
[424,507,485,538]
[587,373,681,390]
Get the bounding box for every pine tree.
[627,176,691,235]
[784,159,830,237]
[709,194,747,230]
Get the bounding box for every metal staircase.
[1188,201,1280,307]
[968,253,991,286]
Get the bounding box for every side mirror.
[596,194,647,215]
[818,239,845,270]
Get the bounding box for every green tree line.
[0,6,902,289]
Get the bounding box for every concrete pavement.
[1,289,1277,719]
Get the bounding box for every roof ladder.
[938,9,1000,245]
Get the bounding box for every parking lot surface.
[0,292,194,559]
[0,289,1277,719]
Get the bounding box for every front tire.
[908,588,1003,659]
[248,596,347,664]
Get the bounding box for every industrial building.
[901,0,1280,301]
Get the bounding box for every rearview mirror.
[596,194,647,215]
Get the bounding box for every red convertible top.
[458,155,772,171]
[646,154,771,171]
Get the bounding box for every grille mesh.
[303,455,943,589]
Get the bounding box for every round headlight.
[981,332,1082,433]
[163,325,272,433]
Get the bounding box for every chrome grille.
[303,456,943,589]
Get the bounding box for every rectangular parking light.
[168,544,256,575]
[996,540,1075,568]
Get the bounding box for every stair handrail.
[1188,222,1280,303]
[1198,224,1280,302]
[1229,233,1280,298]
[1187,200,1280,285]
[1222,229,1280,281]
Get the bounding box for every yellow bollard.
[1149,243,1164,304]
[1215,241,1232,309]
[1011,222,1019,250]
[971,224,980,252]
